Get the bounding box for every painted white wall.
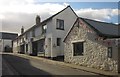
[46,20,53,35]
[35,26,42,37]
[25,30,33,54]
[13,40,18,53]
[51,7,77,57]
[13,6,77,57]
[44,20,53,57]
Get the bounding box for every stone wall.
[64,21,118,72]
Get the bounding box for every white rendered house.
[13,6,78,58]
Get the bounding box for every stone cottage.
[63,17,119,72]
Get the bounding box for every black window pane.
[73,42,84,56]
[26,44,28,52]
[56,19,64,30]
[57,38,61,46]
[108,47,112,58]
[32,29,35,37]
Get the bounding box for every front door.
[26,44,28,53]
[32,41,38,56]
[20,44,25,54]
[38,39,45,52]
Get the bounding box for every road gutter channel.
[12,53,118,76]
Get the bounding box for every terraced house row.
[13,6,78,57]
[12,6,120,73]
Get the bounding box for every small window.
[26,33,28,39]
[73,42,84,56]
[57,38,61,46]
[32,29,35,37]
[108,47,112,58]
[26,44,28,52]
[42,25,47,33]
[56,19,64,30]
[22,38,24,43]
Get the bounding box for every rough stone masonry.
[64,21,118,72]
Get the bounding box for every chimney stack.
[21,26,24,34]
[36,15,41,26]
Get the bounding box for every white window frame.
[72,40,85,56]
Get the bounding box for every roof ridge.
[80,17,120,38]
[79,17,118,26]
[15,5,74,39]
[41,5,74,23]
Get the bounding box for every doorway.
[20,44,25,54]
[4,45,12,52]
[32,41,38,56]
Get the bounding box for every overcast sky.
[0,0,119,35]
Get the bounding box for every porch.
[30,39,45,56]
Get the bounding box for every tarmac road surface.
[2,53,109,77]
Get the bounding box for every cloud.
[1,0,73,16]
[75,8,118,21]
[0,0,66,34]
[2,13,36,33]
[0,0,119,34]
[63,2,70,7]
[115,23,118,25]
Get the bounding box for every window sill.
[73,55,84,58]
[56,28,64,30]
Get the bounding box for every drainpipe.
[2,39,4,52]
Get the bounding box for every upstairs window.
[56,19,64,30]
[22,38,24,43]
[57,38,61,46]
[73,42,84,56]
[108,47,112,58]
[25,33,28,39]
[42,25,47,34]
[32,29,35,37]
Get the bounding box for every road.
[2,53,107,76]
[0,54,2,77]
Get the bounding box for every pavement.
[2,53,119,76]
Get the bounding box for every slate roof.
[81,17,119,38]
[0,32,18,40]
[63,17,120,42]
